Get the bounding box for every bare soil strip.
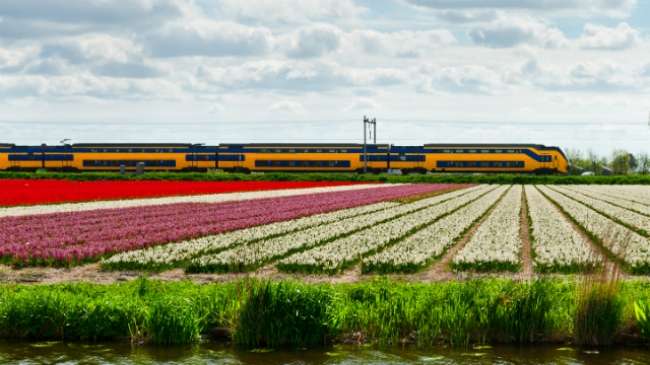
[534,186,620,274]
[519,186,534,280]
[416,186,512,281]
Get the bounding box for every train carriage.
[0,142,568,174]
[423,144,567,174]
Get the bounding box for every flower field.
[2,180,650,278]
[0,179,359,207]
[0,183,456,265]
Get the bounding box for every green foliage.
[574,280,623,346]
[489,280,553,343]
[0,278,648,348]
[634,301,650,340]
[234,280,332,349]
[148,297,201,345]
[329,279,566,348]
[3,170,650,184]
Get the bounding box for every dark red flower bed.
[0,179,358,207]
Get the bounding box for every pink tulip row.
[0,184,460,265]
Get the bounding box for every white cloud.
[432,9,498,23]
[469,16,568,48]
[0,46,35,71]
[426,65,506,94]
[210,0,365,23]
[269,100,305,113]
[404,0,636,17]
[530,61,643,92]
[196,61,350,91]
[196,61,409,92]
[0,74,182,101]
[0,0,184,25]
[351,29,456,57]
[92,62,162,79]
[145,20,273,58]
[577,22,640,50]
[286,25,342,58]
[40,35,141,64]
[344,98,379,112]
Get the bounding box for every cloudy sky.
[1,0,649,154]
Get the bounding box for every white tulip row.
[274,185,497,274]
[608,185,650,205]
[451,185,522,271]
[0,183,389,217]
[550,186,650,235]
[525,186,600,273]
[101,200,399,269]
[104,185,485,271]
[563,185,650,216]
[578,185,650,207]
[538,185,650,273]
[188,185,491,272]
[362,185,508,273]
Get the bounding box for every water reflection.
[1,341,649,365]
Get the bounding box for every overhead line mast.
[363,116,377,173]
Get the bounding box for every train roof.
[424,143,555,148]
[423,143,567,159]
[72,143,195,148]
[220,143,388,147]
[0,143,15,147]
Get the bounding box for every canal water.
[1,342,649,364]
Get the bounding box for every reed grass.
[0,278,648,348]
[573,264,623,346]
[234,280,332,349]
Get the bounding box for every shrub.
[234,281,332,349]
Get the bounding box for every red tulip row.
[0,179,358,207]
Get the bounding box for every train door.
[538,154,554,173]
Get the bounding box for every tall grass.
[234,280,332,349]
[634,300,650,341]
[573,264,623,346]
[0,278,648,348]
[329,279,564,348]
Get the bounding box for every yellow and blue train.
[0,142,568,174]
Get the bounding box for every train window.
[340,149,347,152]
[316,149,323,153]
[329,149,336,153]
[468,149,477,153]
[455,149,463,153]
[506,149,515,153]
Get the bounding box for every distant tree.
[587,150,603,174]
[638,153,650,175]
[566,149,584,175]
[629,153,638,172]
[611,150,633,175]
